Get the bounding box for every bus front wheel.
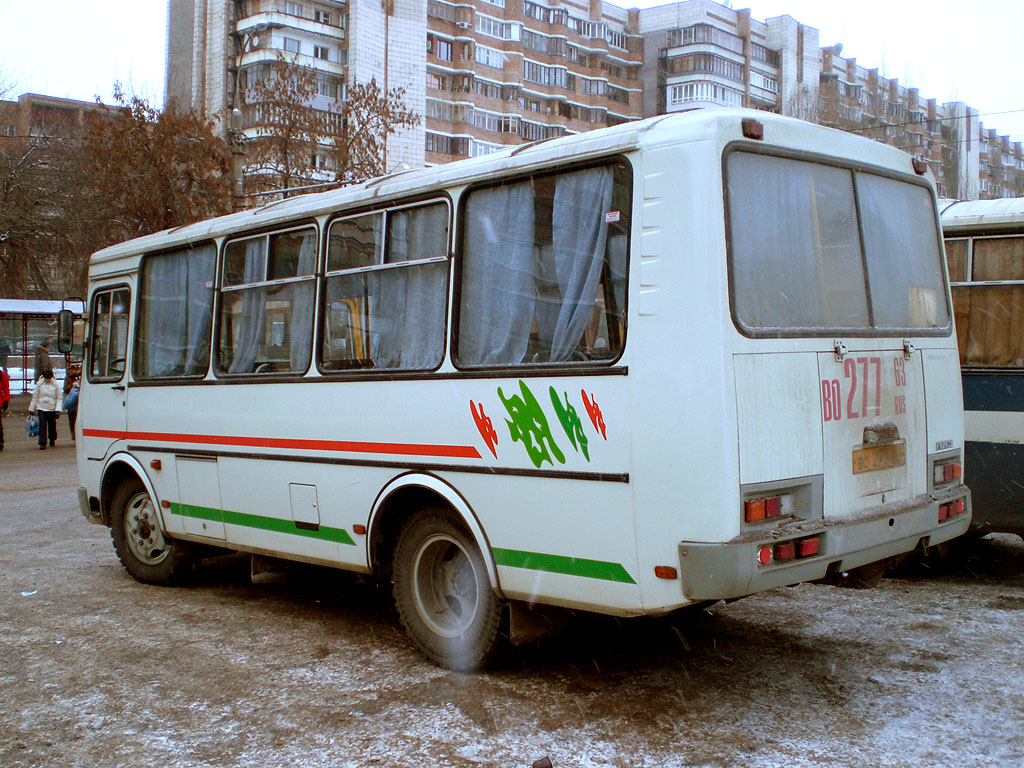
[110,477,193,585]
[392,511,503,670]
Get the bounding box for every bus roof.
[940,197,1024,232]
[91,108,924,267]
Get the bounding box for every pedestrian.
[0,336,10,372]
[63,364,80,442]
[0,366,9,451]
[29,368,62,450]
[33,337,53,382]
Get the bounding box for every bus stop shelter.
[0,299,85,394]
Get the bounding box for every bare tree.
[241,56,337,195]
[239,57,419,197]
[333,78,419,184]
[78,85,233,241]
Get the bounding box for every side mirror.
[57,308,86,362]
[57,309,75,353]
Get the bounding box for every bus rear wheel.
[110,477,193,585]
[392,511,503,670]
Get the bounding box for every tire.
[392,510,503,670]
[110,477,193,585]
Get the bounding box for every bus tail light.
[745,493,792,523]
[773,541,795,561]
[932,455,962,488]
[797,537,820,558]
[939,498,966,523]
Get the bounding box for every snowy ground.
[1,436,1022,768]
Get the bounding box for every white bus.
[68,109,970,669]
[941,197,1024,537]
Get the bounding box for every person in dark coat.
[0,367,9,451]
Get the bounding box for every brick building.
[165,0,1022,200]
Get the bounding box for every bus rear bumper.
[677,488,971,601]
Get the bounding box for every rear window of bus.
[726,150,950,336]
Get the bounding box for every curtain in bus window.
[138,245,215,377]
[543,166,613,361]
[727,153,868,331]
[459,181,536,365]
[286,231,316,371]
[227,239,268,373]
[856,173,949,329]
[370,205,447,369]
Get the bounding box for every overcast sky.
[1,0,1022,140]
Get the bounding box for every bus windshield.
[726,151,950,335]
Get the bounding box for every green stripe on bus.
[168,502,356,546]
[492,548,635,584]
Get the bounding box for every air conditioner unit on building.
[456,21,471,29]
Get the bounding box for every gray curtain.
[459,181,536,365]
[142,245,215,377]
[287,231,317,371]
[548,166,613,361]
[227,239,268,373]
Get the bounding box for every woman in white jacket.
[29,368,63,449]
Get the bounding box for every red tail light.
[745,499,766,522]
[745,493,793,523]
[934,460,962,485]
[773,541,795,561]
[797,537,820,558]
[938,504,950,522]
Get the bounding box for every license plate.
[852,442,906,474]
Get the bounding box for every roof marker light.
[912,158,928,175]
[742,118,764,140]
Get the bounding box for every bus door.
[818,346,927,515]
[82,285,132,461]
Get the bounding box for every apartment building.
[423,0,643,163]
[166,0,1022,199]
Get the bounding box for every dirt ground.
[2,411,1023,768]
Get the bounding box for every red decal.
[844,358,859,419]
[871,357,882,415]
[822,379,841,422]
[581,390,607,439]
[81,429,482,459]
[470,401,499,459]
[893,357,906,387]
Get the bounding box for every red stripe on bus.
[82,429,482,460]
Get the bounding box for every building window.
[314,9,331,24]
[607,86,629,104]
[475,44,505,70]
[314,45,330,60]
[427,0,456,23]
[668,81,743,107]
[285,2,303,17]
[524,60,566,88]
[283,37,301,54]
[477,15,516,40]
[436,39,453,61]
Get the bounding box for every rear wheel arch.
[367,474,501,595]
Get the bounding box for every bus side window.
[217,227,316,375]
[89,287,131,381]
[457,160,630,367]
[321,203,448,372]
